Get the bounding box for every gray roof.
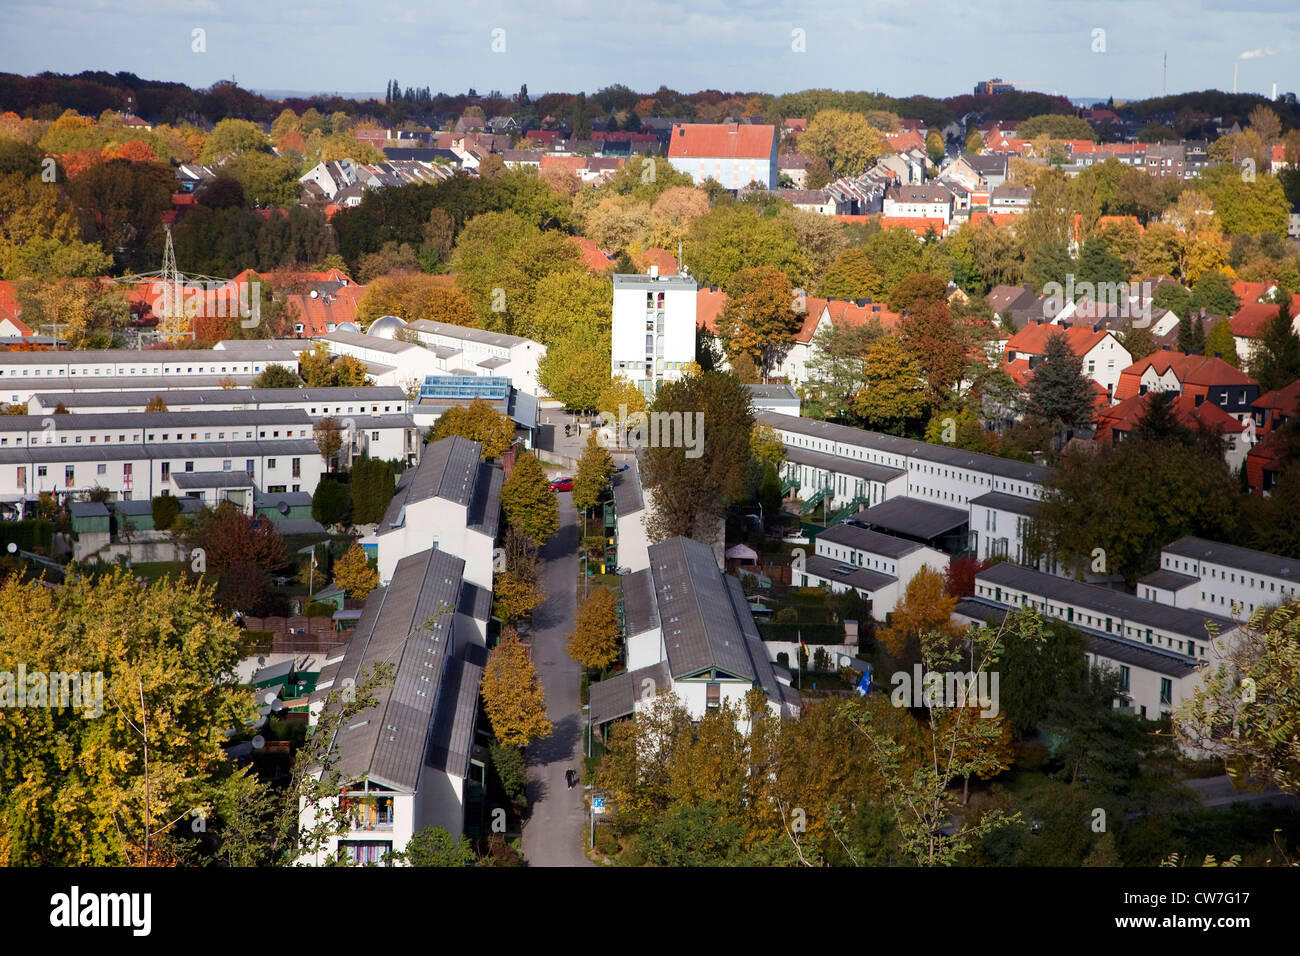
[1163,536,1299,580]
[0,408,313,432]
[954,597,1198,679]
[171,471,255,490]
[755,411,1051,484]
[1137,569,1200,592]
[5,375,261,393]
[816,523,924,559]
[745,383,800,403]
[649,537,757,681]
[611,459,644,516]
[326,547,466,792]
[589,662,672,726]
[406,318,532,349]
[805,554,898,593]
[968,491,1040,517]
[0,346,301,366]
[29,386,407,410]
[269,517,328,535]
[380,435,484,530]
[621,568,659,636]
[784,444,905,484]
[0,438,317,465]
[321,329,421,355]
[466,460,504,539]
[976,562,1234,641]
[69,501,109,517]
[255,490,314,509]
[612,273,698,292]
[425,643,486,778]
[852,497,968,541]
[457,581,493,622]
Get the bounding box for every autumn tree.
[817,246,885,300]
[502,451,558,546]
[877,566,959,667]
[480,628,553,747]
[572,431,615,514]
[898,300,969,404]
[144,394,168,412]
[357,275,477,327]
[429,398,514,459]
[0,569,253,865]
[800,109,885,178]
[333,543,378,600]
[567,586,621,671]
[851,334,929,435]
[314,416,344,468]
[720,265,802,377]
[185,502,291,579]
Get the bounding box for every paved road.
[1184,775,1300,811]
[520,490,593,867]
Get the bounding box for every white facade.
[1140,536,1300,618]
[802,524,950,616]
[611,270,698,398]
[404,320,547,397]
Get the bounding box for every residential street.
[520,490,593,867]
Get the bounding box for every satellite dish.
[6,542,15,554]
[263,691,278,705]
[278,500,290,516]
[251,735,265,750]
[257,656,266,667]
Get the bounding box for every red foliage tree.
[943,555,991,599]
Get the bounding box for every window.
[292,458,301,478]
[185,461,194,472]
[161,462,170,480]
[1119,666,1131,692]
[706,682,721,710]
[65,465,75,487]
[96,464,106,476]
[337,840,393,866]
[37,466,46,477]
[267,459,277,470]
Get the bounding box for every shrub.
[151,494,181,531]
[776,651,790,669]
[302,600,336,618]
[594,825,620,857]
[775,607,798,624]
[311,479,352,526]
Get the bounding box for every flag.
[311,550,318,568]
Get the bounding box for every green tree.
[685,203,808,289]
[199,119,272,163]
[1176,602,1300,795]
[350,458,397,525]
[311,478,352,527]
[1248,301,1300,393]
[501,451,558,546]
[641,370,754,542]
[252,365,301,388]
[394,826,476,866]
[817,246,884,300]
[1205,319,1239,366]
[1189,270,1239,316]
[1023,330,1096,447]
[150,494,181,531]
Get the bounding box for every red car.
[549,477,574,492]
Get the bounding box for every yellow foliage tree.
[480,629,553,747]
[333,543,378,600]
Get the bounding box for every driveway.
[520,490,593,866]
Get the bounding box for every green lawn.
[126,560,187,582]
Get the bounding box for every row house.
[882,183,954,227]
[299,546,490,865]
[404,319,547,397]
[0,343,305,405]
[964,562,1241,722]
[1094,392,1250,471]
[1228,293,1300,364]
[799,520,949,616]
[588,536,800,735]
[1139,536,1300,619]
[373,435,501,604]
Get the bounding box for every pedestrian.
[565,768,575,789]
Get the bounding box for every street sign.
[592,797,607,814]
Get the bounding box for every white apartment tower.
[611,268,698,398]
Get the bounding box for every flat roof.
[968,491,1040,517]
[816,523,924,559]
[784,444,905,484]
[1137,569,1200,592]
[406,318,533,349]
[851,497,969,540]
[805,554,897,593]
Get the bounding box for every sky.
[0,0,1296,103]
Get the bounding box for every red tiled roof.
[539,155,585,173]
[697,288,902,341]
[284,284,365,337]
[1254,380,1300,415]
[1114,351,1258,401]
[696,287,728,335]
[1001,358,1032,386]
[0,281,32,335]
[969,211,1022,228]
[1095,391,1245,441]
[1232,280,1270,303]
[878,216,946,236]
[569,236,614,273]
[882,129,925,152]
[635,248,679,276]
[1230,296,1300,338]
[1004,323,1109,359]
[667,122,776,160]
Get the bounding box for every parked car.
[549,477,574,492]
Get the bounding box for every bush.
[311,479,352,526]
[302,600,336,618]
[594,825,620,857]
[151,494,180,531]
[776,651,790,669]
[775,607,799,624]
[0,519,54,553]
[351,457,397,524]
